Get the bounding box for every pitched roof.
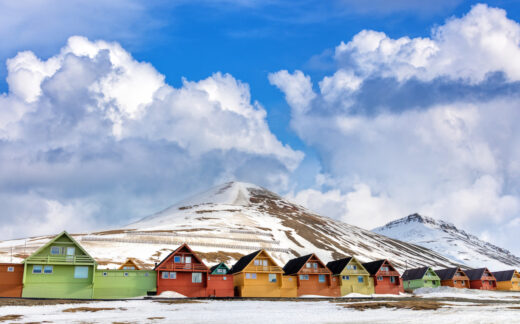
[118,258,141,270]
[210,262,230,274]
[283,254,313,275]
[154,243,208,271]
[464,268,487,280]
[229,250,262,274]
[326,257,352,275]
[401,267,429,281]
[362,260,386,275]
[25,231,96,264]
[434,268,459,280]
[493,270,516,282]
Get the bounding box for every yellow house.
[326,257,374,295]
[230,249,296,297]
[493,270,520,291]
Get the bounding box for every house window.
[50,246,61,255]
[299,275,309,280]
[124,272,129,277]
[358,276,364,283]
[269,274,277,283]
[342,275,350,280]
[381,267,389,272]
[288,277,292,281]
[377,276,383,281]
[346,265,351,270]
[174,256,181,263]
[74,266,89,279]
[454,280,457,284]
[123,266,135,270]
[144,272,149,277]
[390,277,396,283]
[306,263,311,268]
[169,272,177,279]
[353,265,357,270]
[103,272,108,277]
[313,263,318,269]
[318,275,326,283]
[33,265,43,274]
[7,266,14,272]
[223,276,227,280]
[162,272,169,279]
[192,273,202,283]
[246,273,251,279]
[44,266,53,274]
[252,273,257,279]
[185,256,192,264]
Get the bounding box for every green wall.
[93,269,156,299]
[403,269,441,291]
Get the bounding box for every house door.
[66,247,75,261]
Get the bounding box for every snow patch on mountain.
[373,213,520,271]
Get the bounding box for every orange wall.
[0,263,23,298]
[296,274,340,297]
[207,274,234,297]
[373,276,404,294]
[440,279,470,289]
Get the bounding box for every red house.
[207,263,234,297]
[0,263,23,297]
[464,268,497,290]
[154,244,210,297]
[362,259,404,295]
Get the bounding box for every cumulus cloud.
[0,36,303,239]
[273,4,520,253]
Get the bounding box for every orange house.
[0,263,23,297]
[207,263,234,297]
[362,259,404,295]
[435,267,470,289]
[283,254,340,297]
[154,244,209,297]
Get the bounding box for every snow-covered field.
[1,296,519,324]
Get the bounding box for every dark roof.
[362,260,386,275]
[326,257,352,275]
[435,268,459,280]
[401,267,429,281]
[283,254,313,275]
[229,250,262,274]
[210,262,229,274]
[493,270,516,282]
[464,268,486,280]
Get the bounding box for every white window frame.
[169,272,177,279]
[33,265,43,274]
[299,274,309,280]
[252,273,257,279]
[185,256,192,264]
[44,265,53,274]
[306,263,311,268]
[268,274,277,283]
[192,272,202,283]
[124,272,129,277]
[7,266,14,272]
[50,246,61,255]
[318,274,326,283]
[74,266,89,279]
[162,272,169,279]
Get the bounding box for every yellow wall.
[281,276,297,297]
[496,278,520,291]
[338,258,374,295]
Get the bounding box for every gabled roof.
[25,231,96,264]
[326,257,353,275]
[210,262,230,274]
[229,250,262,274]
[362,260,387,275]
[154,243,208,271]
[401,267,430,281]
[465,268,493,281]
[434,268,459,280]
[492,270,516,282]
[118,258,141,270]
[283,254,313,275]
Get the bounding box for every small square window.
[377,276,383,281]
[144,272,149,277]
[74,266,89,279]
[252,273,257,279]
[269,274,277,283]
[246,273,251,279]
[169,272,177,279]
[288,277,292,281]
[50,246,61,255]
[390,276,396,283]
[103,272,108,277]
[306,263,311,268]
[263,260,268,266]
[254,260,260,266]
[185,256,192,264]
[124,272,129,277]
[174,256,181,263]
[318,274,326,283]
[162,272,169,279]
[192,272,202,283]
[33,265,42,274]
[313,263,318,269]
[223,276,227,280]
[358,276,364,283]
[7,266,14,272]
[44,266,53,274]
[353,265,357,270]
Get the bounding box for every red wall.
[470,279,497,290]
[373,275,404,295]
[441,279,470,289]
[157,271,208,297]
[0,263,23,298]
[296,274,340,297]
[207,274,234,297]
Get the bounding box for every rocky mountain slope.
[373,213,520,271]
[0,182,460,271]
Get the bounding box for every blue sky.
[1,0,520,255]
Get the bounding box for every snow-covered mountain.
[373,213,520,271]
[0,182,460,271]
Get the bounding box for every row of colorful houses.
[1,231,519,299]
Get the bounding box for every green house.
[93,268,156,299]
[401,266,441,292]
[22,231,97,299]
[210,262,230,275]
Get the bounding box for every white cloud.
[273,4,520,254]
[0,36,303,239]
[268,70,316,114]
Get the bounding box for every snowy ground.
[1,291,520,324]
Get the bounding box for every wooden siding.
[0,263,23,297]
